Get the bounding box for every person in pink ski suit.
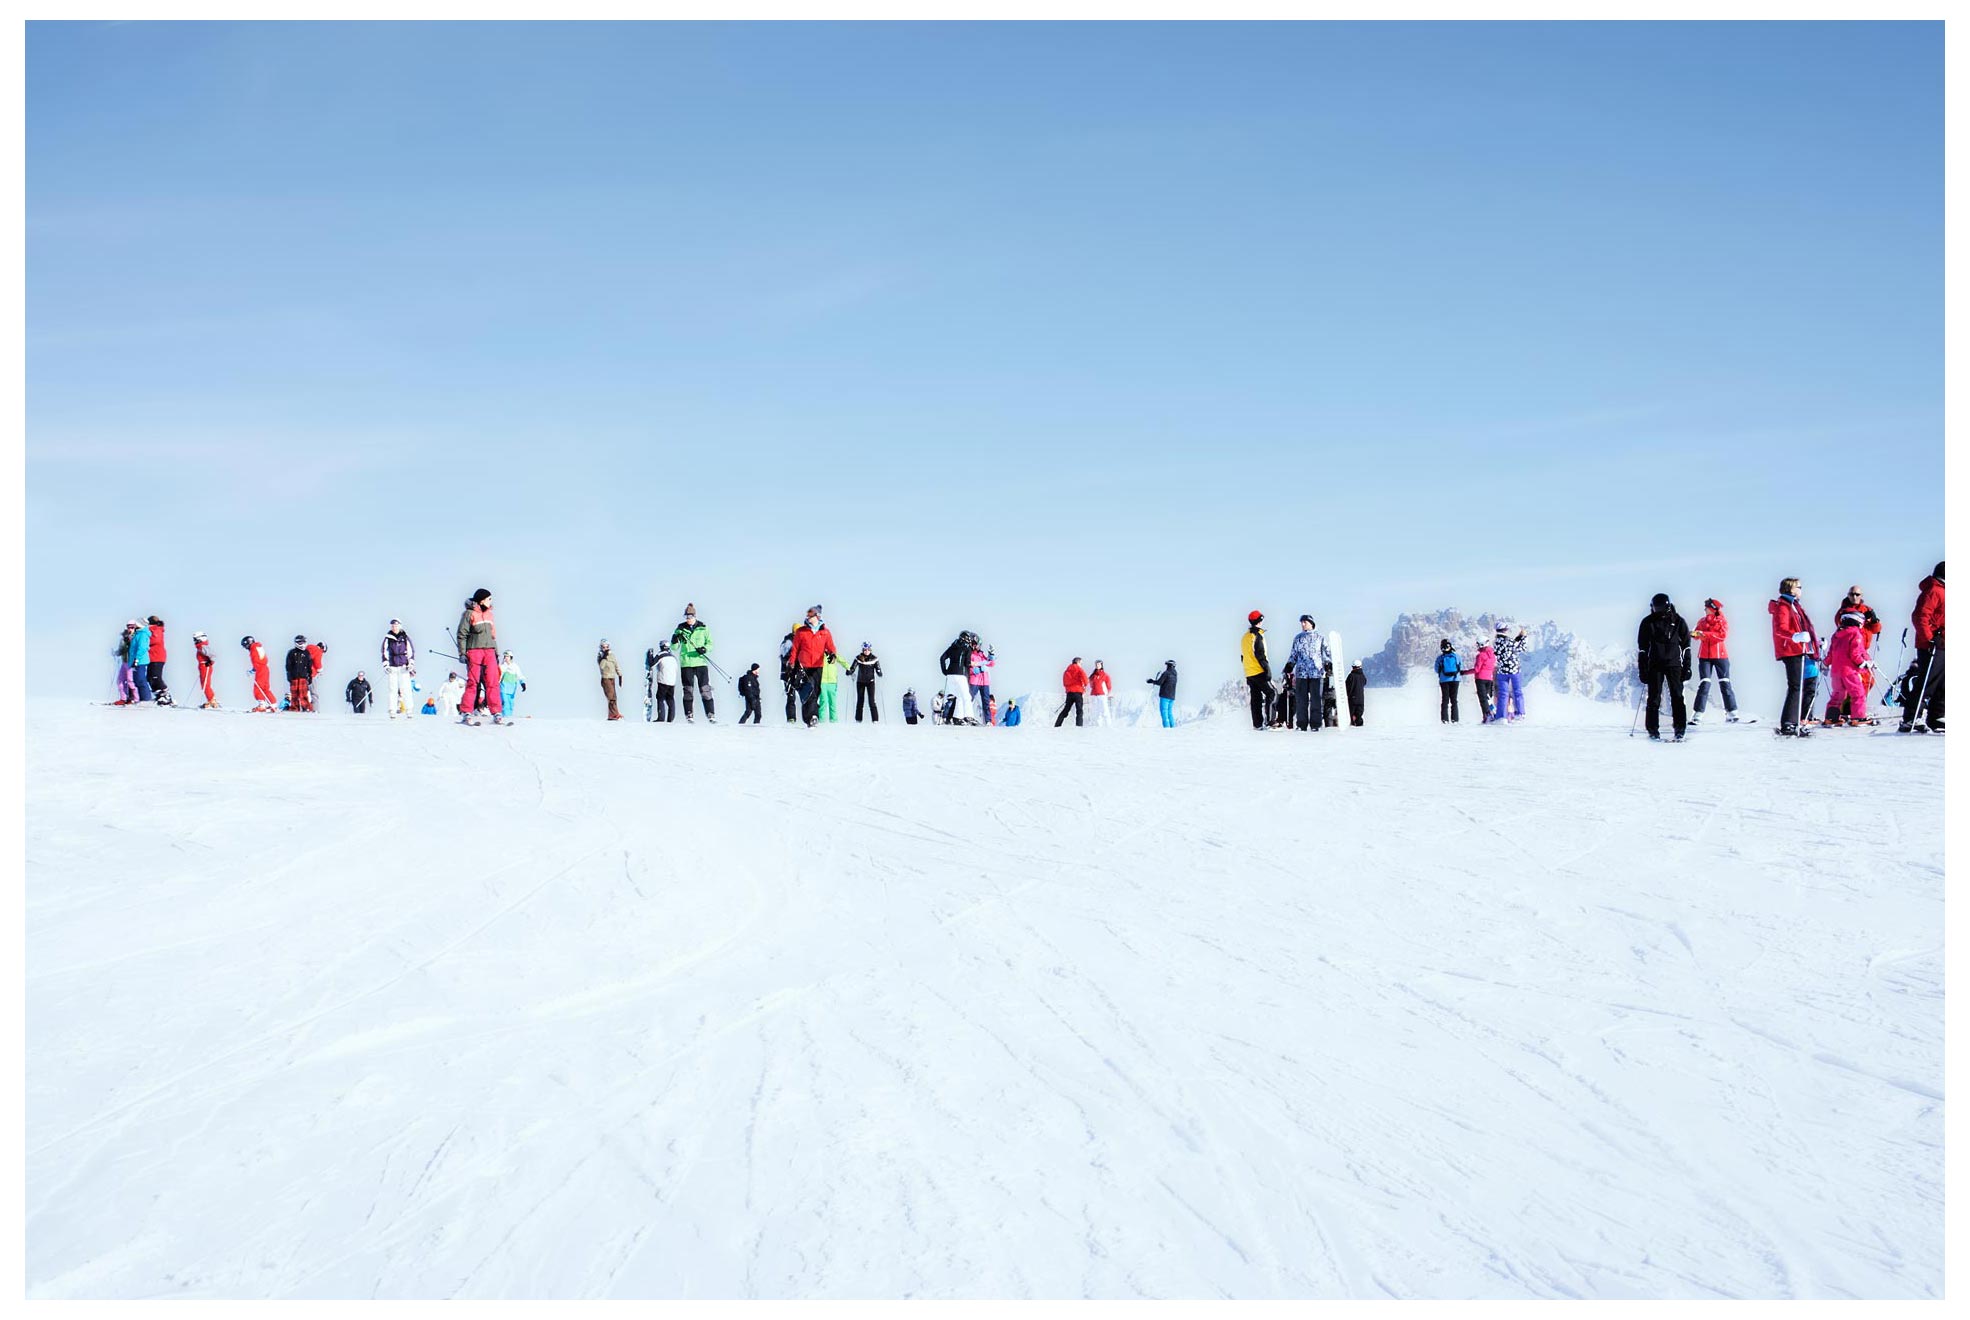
[1471,641,1499,724]
[1822,610,1873,727]
[968,643,995,724]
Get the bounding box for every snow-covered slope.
[26,704,1942,1299]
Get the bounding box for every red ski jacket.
[1769,598,1814,660]
[1913,575,1945,647]
[195,639,213,671]
[1088,670,1112,696]
[1693,610,1728,661]
[787,624,837,669]
[1062,663,1088,693]
[307,643,324,676]
[149,623,166,664]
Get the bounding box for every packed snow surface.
[26,700,1942,1299]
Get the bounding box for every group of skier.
[109,563,1944,739]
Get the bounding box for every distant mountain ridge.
[1361,609,1640,703]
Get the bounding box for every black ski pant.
[740,692,762,724]
[680,666,713,717]
[1055,692,1085,727]
[1273,683,1291,726]
[855,682,879,722]
[1779,654,1806,729]
[146,661,168,698]
[654,684,676,722]
[798,667,823,724]
[1645,667,1688,737]
[1692,657,1737,714]
[1296,677,1322,730]
[784,675,799,722]
[1246,675,1270,730]
[1475,678,1495,723]
[1902,645,1944,729]
[1439,680,1459,723]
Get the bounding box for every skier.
[738,663,764,724]
[848,644,883,721]
[818,650,844,723]
[902,689,921,725]
[1899,562,1944,733]
[670,603,715,723]
[241,636,275,712]
[284,636,314,712]
[194,632,216,708]
[380,619,417,719]
[346,672,373,714]
[126,618,154,703]
[939,631,978,724]
[1056,657,1089,727]
[143,616,172,705]
[437,671,465,719]
[1286,616,1328,732]
[1769,578,1818,737]
[421,696,437,716]
[968,640,995,724]
[1636,593,1693,741]
[1089,661,1113,727]
[452,588,503,724]
[498,651,526,717]
[1345,661,1366,726]
[1827,588,1882,720]
[1240,611,1271,731]
[113,623,139,705]
[598,640,623,721]
[1492,624,1529,722]
[1472,639,1497,724]
[1434,638,1462,724]
[1002,699,1021,727]
[1822,611,1874,728]
[1689,599,1742,725]
[787,605,839,727]
[305,637,326,711]
[1148,661,1178,727]
[653,643,680,722]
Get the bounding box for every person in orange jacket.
[1088,660,1114,726]
[1689,598,1742,724]
[241,636,275,711]
[1055,657,1089,728]
[194,632,217,708]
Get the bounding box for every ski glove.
[1792,632,1810,644]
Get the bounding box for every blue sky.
[28,21,1942,714]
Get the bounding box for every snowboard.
[1326,630,1344,727]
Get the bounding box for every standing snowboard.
[1326,630,1344,727]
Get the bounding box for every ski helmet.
[192,632,208,642]
[1703,598,1720,611]
[1249,610,1263,623]
[1651,593,1670,608]
[294,634,306,644]
[239,636,253,648]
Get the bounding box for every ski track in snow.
[24,701,1942,1299]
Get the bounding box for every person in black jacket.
[346,672,373,713]
[737,663,763,725]
[1638,592,1694,741]
[284,636,314,712]
[1147,661,1178,728]
[848,644,883,721]
[1345,662,1366,726]
[938,631,975,724]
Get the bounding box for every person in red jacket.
[1828,587,1884,720]
[1900,562,1944,733]
[242,636,275,711]
[144,614,173,706]
[1088,660,1115,727]
[1769,577,1819,736]
[193,632,217,708]
[1689,599,1741,724]
[305,639,326,709]
[1056,657,1089,728]
[787,604,839,727]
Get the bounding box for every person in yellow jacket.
[818,651,845,723]
[1240,610,1272,731]
[598,640,624,721]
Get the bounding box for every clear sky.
[27,21,1942,715]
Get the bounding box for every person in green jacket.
[669,602,716,723]
[818,652,844,723]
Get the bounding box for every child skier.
[902,689,921,725]
[194,632,217,708]
[242,636,275,712]
[1823,611,1874,727]
[114,623,139,704]
[818,651,844,723]
[500,651,526,717]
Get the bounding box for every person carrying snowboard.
[1822,611,1874,728]
[346,671,373,714]
[670,603,715,723]
[500,651,526,717]
[1434,638,1463,724]
[1240,611,1271,731]
[242,636,275,712]
[1345,661,1366,726]
[848,643,883,721]
[1148,660,1178,727]
[1769,578,1818,737]
[1637,593,1692,741]
[1492,624,1529,722]
[1286,616,1328,732]
[381,619,416,718]
[1472,639,1497,724]
[1689,599,1742,724]
[738,663,764,724]
[1899,561,1944,733]
[1088,660,1113,726]
[284,635,314,712]
[194,632,217,708]
[598,640,623,721]
[1056,657,1089,727]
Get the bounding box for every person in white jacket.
[499,651,526,717]
[437,671,466,720]
[652,642,681,723]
